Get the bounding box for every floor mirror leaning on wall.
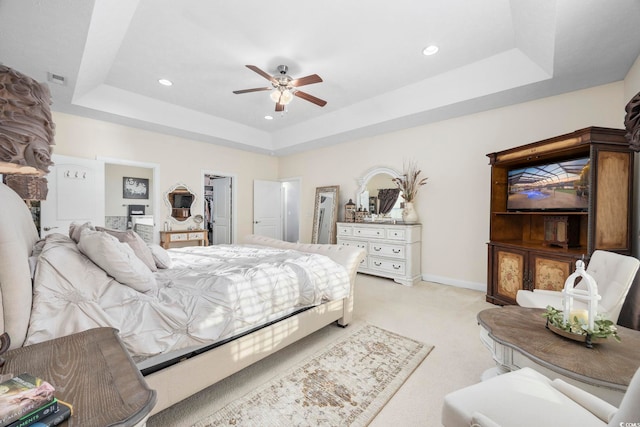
[312,185,339,244]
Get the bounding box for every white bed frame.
[0,182,365,415]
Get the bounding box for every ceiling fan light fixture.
[270,88,294,105]
[158,78,173,86]
[280,89,294,105]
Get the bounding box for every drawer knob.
[373,247,381,251]
[392,249,401,254]
[374,262,382,266]
[393,264,401,270]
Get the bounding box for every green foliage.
[542,306,621,342]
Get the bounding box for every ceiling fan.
[233,65,327,112]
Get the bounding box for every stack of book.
[0,373,72,427]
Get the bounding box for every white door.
[253,180,282,239]
[40,155,105,237]
[212,177,231,244]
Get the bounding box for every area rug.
[192,324,433,427]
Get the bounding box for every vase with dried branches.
[393,161,428,222]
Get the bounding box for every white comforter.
[25,234,350,362]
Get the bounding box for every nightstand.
[0,328,156,426]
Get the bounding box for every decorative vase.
[402,201,419,223]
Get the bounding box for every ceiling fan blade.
[246,65,277,84]
[233,87,271,94]
[275,103,285,112]
[290,74,323,87]
[294,91,327,107]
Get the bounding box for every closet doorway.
[203,172,235,245]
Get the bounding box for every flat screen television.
[506,157,590,212]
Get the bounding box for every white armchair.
[516,250,639,324]
[442,366,640,427]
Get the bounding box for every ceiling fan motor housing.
[275,65,293,88]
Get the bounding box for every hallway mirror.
[312,185,339,244]
[165,183,195,223]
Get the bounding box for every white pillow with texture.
[77,229,157,293]
[95,227,157,272]
[148,244,172,269]
[69,221,95,243]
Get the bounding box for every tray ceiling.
[1,0,640,155]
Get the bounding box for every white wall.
[51,112,279,240]
[279,82,627,290]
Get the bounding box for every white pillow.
[148,244,172,269]
[95,227,157,272]
[77,229,157,293]
[69,221,95,243]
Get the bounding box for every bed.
[0,181,365,415]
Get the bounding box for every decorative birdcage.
[561,259,601,331]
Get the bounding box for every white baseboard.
[422,274,486,292]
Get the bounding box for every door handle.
[254,221,260,224]
[43,226,59,231]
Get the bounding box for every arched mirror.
[164,183,196,223]
[356,167,403,220]
[312,185,339,244]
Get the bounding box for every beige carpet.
[148,275,496,426]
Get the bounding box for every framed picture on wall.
[123,177,149,199]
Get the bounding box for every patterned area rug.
[192,324,433,427]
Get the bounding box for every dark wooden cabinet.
[486,127,634,306]
[490,243,581,304]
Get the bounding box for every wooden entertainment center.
[486,127,634,305]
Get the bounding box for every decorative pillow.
[69,221,95,243]
[148,244,172,269]
[77,229,157,293]
[95,227,157,272]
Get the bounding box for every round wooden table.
[477,306,640,405]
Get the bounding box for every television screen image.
[507,157,590,211]
[174,194,193,208]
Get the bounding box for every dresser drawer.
[369,258,406,275]
[169,233,188,242]
[338,240,367,251]
[369,242,405,259]
[353,226,385,239]
[386,228,406,241]
[188,231,205,240]
[337,225,353,236]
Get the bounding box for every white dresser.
[336,222,421,286]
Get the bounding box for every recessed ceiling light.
[158,78,173,86]
[422,45,439,56]
[264,115,274,120]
